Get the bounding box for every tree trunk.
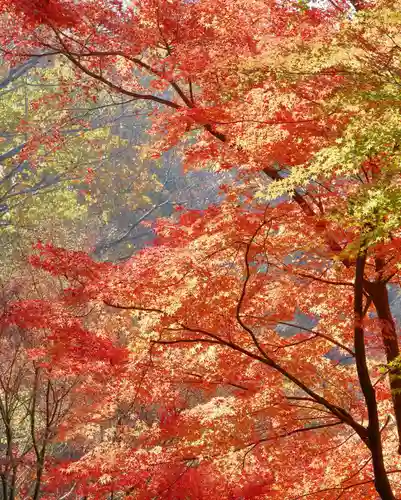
[370,433,396,500]
[365,280,401,454]
[355,254,395,500]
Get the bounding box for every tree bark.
[364,279,401,454]
[354,254,395,500]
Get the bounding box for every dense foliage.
[3,0,401,498]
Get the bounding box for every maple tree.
[4,0,401,498]
[0,52,217,265]
[0,273,129,499]
[0,51,195,271]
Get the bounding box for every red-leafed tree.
[0,277,129,499]
[4,0,401,498]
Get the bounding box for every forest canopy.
[1,0,401,498]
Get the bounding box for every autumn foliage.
[3,0,401,498]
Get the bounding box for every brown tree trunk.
[364,280,401,454]
[370,434,396,500]
[355,255,395,500]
